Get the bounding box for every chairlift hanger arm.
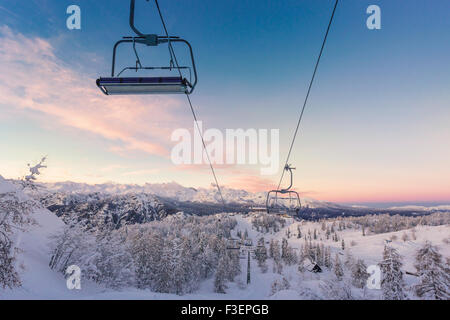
[129,0,149,37]
[128,0,178,45]
[281,165,295,192]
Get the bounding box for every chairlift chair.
[266,164,301,216]
[244,239,253,247]
[226,239,240,251]
[96,0,198,95]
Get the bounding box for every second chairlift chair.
[96,0,198,95]
[266,164,301,216]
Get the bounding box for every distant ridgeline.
[36,190,449,231]
[38,192,246,230]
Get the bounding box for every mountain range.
[19,181,445,230]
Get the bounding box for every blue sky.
[0,0,449,204]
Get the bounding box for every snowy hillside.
[1,176,448,300]
[0,176,127,299]
[40,192,169,230]
[0,176,65,298]
[1,183,448,300]
[225,214,449,299]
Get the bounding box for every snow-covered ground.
[1,176,449,300]
[203,214,450,300]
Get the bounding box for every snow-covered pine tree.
[344,250,354,269]
[379,245,405,300]
[320,278,354,300]
[214,254,228,294]
[298,244,306,273]
[270,277,290,296]
[154,237,175,293]
[316,244,323,266]
[89,228,135,289]
[308,239,313,260]
[271,239,281,262]
[179,236,201,293]
[281,238,288,260]
[317,243,326,266]
[324,246,332,268]
[227,249,241,281]
[129,229,164,290]
[414,241,450,300]
[285,245,298,266]
[0,188,35,289]
[170,237,190,295]
[255,237,268,272]
[271,239,283,274]
[269,239,275,259]
[351,259,369,289]
[334,253,344,280]
[18,156,47,190]
[274,260,283,274]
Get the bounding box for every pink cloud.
[0,26,189,158]
[122,169,160,176]
[226,174,277,193]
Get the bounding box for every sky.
[0,0,449,204]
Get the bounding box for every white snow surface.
[1,176,449,300]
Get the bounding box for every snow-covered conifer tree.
[255,237,268,272]
[281,238,288,260]
[214,254,228,294]
[379,245,405,300]
[270,277,290,296]
[351,259,369,289]
[0,178,36,288]
[414,241,450,300]
[334,253,344,280]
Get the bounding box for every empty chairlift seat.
[97,76,190,95]
[96,0,198,96]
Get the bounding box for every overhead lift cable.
[275,0,339,196]
[154,0,226,208]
